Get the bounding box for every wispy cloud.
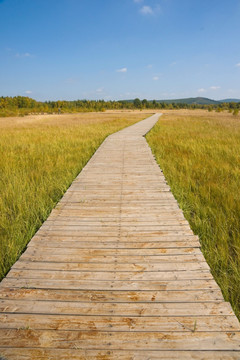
[96,87,104,93]
[147,64,153,69]
[235,63,240,67]
[15,52,33,58]
[116,67,127,73]
[210,86,220,90]
[140,4,161,15]
[153,76,159,81]
[140,5,154,15]
[25,90,32,95]
[133,0,143,3]
[198,88,206,93]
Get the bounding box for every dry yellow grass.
[0,111,148,279]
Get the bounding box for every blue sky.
[0,0,240,101]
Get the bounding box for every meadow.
[146,109,240,319]
[0,111,146,280]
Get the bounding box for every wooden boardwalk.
[0,113,240,359]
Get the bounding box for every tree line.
[0,96,239,117]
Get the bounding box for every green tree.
[142,99,148,108]
[133,98,141,108]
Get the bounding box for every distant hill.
[155,97,220,105]
[155,97,240,105]
[219,99,240,103]
[125,97,240,105]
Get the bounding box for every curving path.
[0,114,240,359]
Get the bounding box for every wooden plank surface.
[0,349,240,360]
[0,113,239,359]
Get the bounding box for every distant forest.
[0,96,239,117]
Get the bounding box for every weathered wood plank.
[0,299,233,316]
[7,269,213,281]
[0,288,224,302]
[23,247,201,256]
[28,240,201,249]
[30,234,198,242]
[1,329,240,350]
[12,260,210,272]
[1,278,219,291]
[1,313,239,332]
[19,253,206,263]
[43,219,189,225]
[35,230,194,238]
[1,349,240,360]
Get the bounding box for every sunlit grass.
[147,109,240,319]
[0,112,146,280]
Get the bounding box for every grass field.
[146,109,240,319]
[0,111,147,280]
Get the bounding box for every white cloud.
[147,64,153,68]
[235,63,240,67]
[140,5,154,15]
[116,67,127,73]
[16,52,32,58]
[198,88,206,93]
[210,86,220,90]
[140,4,161,15]
[96,87,104,93]
[25,90,32,94]
[153,76,159,81]
[133,0,143,2]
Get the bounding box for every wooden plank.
[30,234,198,242]
[65,189,172,194]
[0,329,240,350]
[1,313,239,332]
[28,240,201,249]
[57,200,179,206]
[0,299,232,316]
[12,260,210,272]
[52,207,183,214]
[1,278,219,291]
[40,225,192,232]
[59,195,175,201]
[0,288,224,303]
[35,230,194,237]
[43,219,189,225]
[1,349,240,360]
[45,216,187,222]
[7,269,213,281]
[19,253,206,263]
[52,207,184,214]
[23,247,201,256]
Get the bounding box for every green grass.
[0,112,146,280]
[146,109,240,319]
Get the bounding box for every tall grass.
[0,112,146,280]
[146,110,240,319]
